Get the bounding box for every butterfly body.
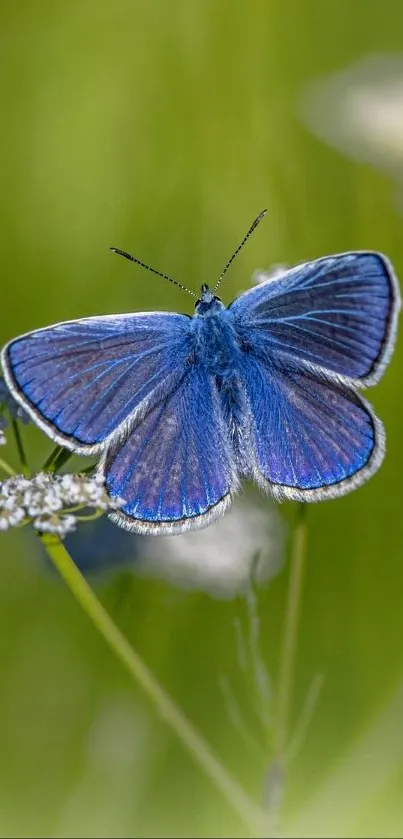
[193,293,241,377]
[1,250,400,534]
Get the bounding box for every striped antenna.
[110,247,197,298]
[213,209,267,293]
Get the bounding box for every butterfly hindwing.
[239,352,382,500]
[230,252,400,384]
[1,313,193,453]
[103,364,237,534]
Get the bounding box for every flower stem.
[11,419,29,476]
[40,533,266,837]
[74,509,104,522]
[42,444,73,473]
[0,455,17,477]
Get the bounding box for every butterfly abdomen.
[190,308,252,471]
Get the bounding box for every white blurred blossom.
[300,53,403,176]
[135,497,286,600]
[251,264,289,285]
[54,697,155,837]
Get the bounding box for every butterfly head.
[194,284,224,317]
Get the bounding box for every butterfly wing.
[231,252,400,384]
[1,313,193,453]
[102,364,238,534]
[239,353,383,501]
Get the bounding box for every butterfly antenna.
[110,247,197,298]
[213,209,267,293]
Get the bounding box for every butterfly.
[1,211,400,534]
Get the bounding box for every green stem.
[75,509,104,522]
[0,455,17,477]
[42,445,73,473]
[40,533,266,837]
[275,503,308,761]
[266,503,308,832]
[79,463,97,475]
[11,419,29,476]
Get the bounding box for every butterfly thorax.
[191,294,241,381]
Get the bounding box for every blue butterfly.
[1,211,400,534]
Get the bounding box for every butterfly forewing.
[2,313,193,453]
[230,252,400,384]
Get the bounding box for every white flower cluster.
[0,472,123,538]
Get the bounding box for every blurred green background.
[1,1,403,836]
